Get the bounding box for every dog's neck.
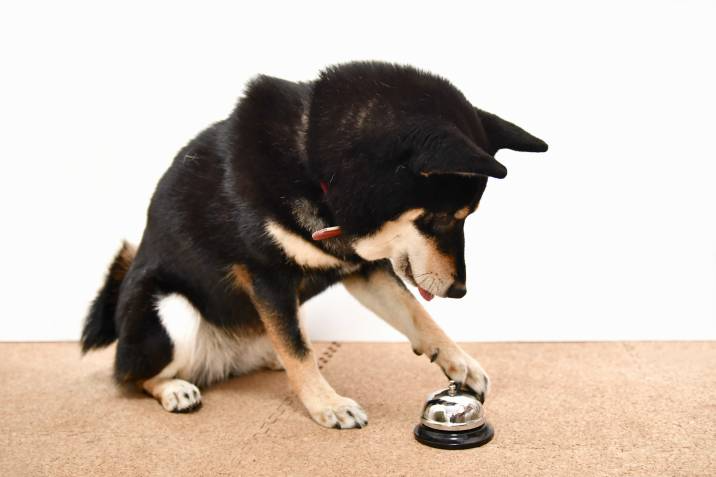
[291,87,344,242]
[311,180,342,240]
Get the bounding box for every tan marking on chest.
[265,220,344,269]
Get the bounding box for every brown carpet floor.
[1,341,714,476]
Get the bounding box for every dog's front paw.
[305,395,368,429]
[430,348,490,402]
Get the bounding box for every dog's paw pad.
[159,380,202,413]
[309,397,368,429]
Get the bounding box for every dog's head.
[308,62,547,299]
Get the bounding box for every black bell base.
[414,422,494,450]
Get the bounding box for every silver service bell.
[414,380,494,449]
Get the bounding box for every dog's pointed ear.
[404,125,508,179]
[476,108,548,153]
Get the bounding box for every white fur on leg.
[145,293,284,413]
[306,394,368,429]
[154,293,282,387]
[155,293,201,380]
[143,378,202,413]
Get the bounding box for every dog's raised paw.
[433,349,490,403]
[308,396,368,429]
[158,379,202,413]
[465,364,490,403]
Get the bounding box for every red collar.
[312,180,343,240]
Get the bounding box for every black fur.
[81,242,134,353]
[83,61,547,383]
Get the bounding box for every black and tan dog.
[81,62,547,428]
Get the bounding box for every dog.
[81,61,547,428]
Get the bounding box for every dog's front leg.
[248,272,367,429]
[344,266,490,401]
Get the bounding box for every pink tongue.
[418,287,434,301]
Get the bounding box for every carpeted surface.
[1,342,714,476]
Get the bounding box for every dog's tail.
[81,241,136,353]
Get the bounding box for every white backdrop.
[1,1,714,342]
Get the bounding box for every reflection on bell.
[414,380,494,450]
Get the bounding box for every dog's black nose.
[446,282,467,299]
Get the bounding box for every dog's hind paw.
[307,395,368,429]
[145,378,202,413]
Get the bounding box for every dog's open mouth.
[404,260,434,301]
